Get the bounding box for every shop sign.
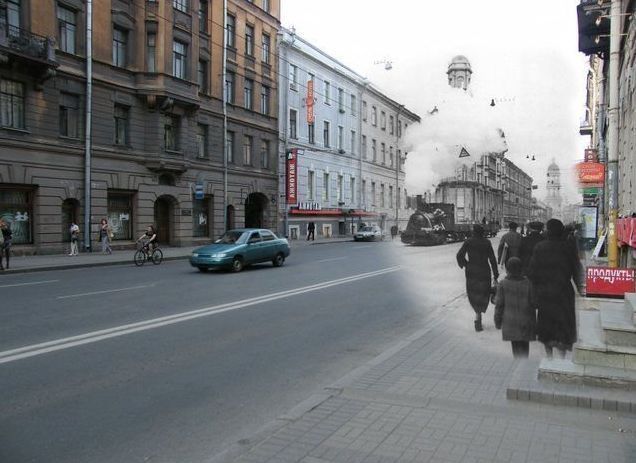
[306,80,314,123]
[181,208,192,216]
[298,201,321,211]
[194,183,204,200]
[584,149,598,162]
[576,161,605,186]
[286,149,298,204]
[586,266,636,297]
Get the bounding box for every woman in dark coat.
[456,225,499,332]
[527,219,584,359]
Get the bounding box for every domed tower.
[447,55,472,90]
[545,159,563,217]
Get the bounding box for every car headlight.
[192,253,199,258]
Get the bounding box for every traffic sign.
[195,183,204,200]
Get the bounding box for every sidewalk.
[0,237,354,275]
[211,297,636,463]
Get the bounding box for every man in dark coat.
[307,221,315,241]
[527,219,584,359]
[519,221,544,274]
[456,224,499,332]
[497,222,521,266]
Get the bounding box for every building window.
[350,94,357,116]
[389,146,394,167]
[289,109,297,139]
[112,27,127,67]
[261,33,271,63]
[308,170,315,200]
[371,106,377,126]
[350,177,356,204]
[260,140,270,169]
[107,192,133,241]
[173,0,188,12]
[338,88,345,112]
[381,111,386,130]
[198,59,208,93]
[337,175,344,202]
[362,179,366,205]
[380,184,385,207]
[226,131,234,163]
[323,172,329,202]
[0,79,25,129]
[164,114,180,151]
[381,143,386,164]
[0,188,33,244]
[199,0,208,33]
[389,186,393,208]
[197,123,208,158]
[350,130,356,154]
[362,100,368,121]
[225,71,235,103]
[245,24,254,57]
[226,13,235,48]
[323,121,330,147]
[260,85,270,114]
[244,78,253,110]
[147,33,156,72]
[361,135,367,159]
[371,182,376,206]
[308,122,315,144]
[172,40,187,79]
[398,120,402,137]
[397,187,401,208]
[389,115,394,135]
[2,0,20,36]
[323,81,330,104]
[192,196,210,238]
[243,136,252,165]
[289,64,298,89]
[57,5,76,54]
[59,93,79,138]
[114,105,129,145]
[262,0,270,12]
[372,139,377,162]
[337,126,344,150]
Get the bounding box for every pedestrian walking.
[307,221,315,241]
[99,218,113,254]
[69,222,80,256]
[390,225,398,240]
[519,221,544,275]
[0,218,12,270]
[497,222,522,267]
[494,257,536,358]
[456,224,499,332]
[527,218,584,359]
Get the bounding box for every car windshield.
[215,231,248,244]
[361,226,374,232]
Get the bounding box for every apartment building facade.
[0,0,279,254]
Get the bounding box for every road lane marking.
[316,257,347,263]
[0,280,59,289]
[56,284,154,300]
[0,266,401,365]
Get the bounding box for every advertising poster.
[578,206,598,239]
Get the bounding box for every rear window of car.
[261,230,276,241]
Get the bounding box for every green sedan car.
[190,228,290,273]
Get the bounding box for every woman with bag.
[456,224,499,332]
[99,218,113,254]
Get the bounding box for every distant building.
[447,55,472,91]
[531,198,552,224]
[545,159,564,219]
[502,158,533,226]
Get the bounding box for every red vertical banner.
[306,80,314,123]
[286,149,298,204]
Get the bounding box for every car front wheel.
[231,257,244,273]
[272,252,285,267]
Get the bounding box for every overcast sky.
[282,0,589,202]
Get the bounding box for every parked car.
[190,229,290,273]
[354,225,385,242]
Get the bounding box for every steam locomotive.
[401,200,499,246]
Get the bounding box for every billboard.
[576,162,605,187]
[286,149,298,204]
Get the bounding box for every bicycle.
[134,241,163,266]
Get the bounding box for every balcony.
[0,24,57,85]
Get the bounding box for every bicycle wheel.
[151,248,163,265]
[134,250,146,266]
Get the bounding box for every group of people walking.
[456,219,584,359]
[0,219,12,270]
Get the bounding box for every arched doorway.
[61,198,80,243]
[226,205,235,231]
[154,196,176,245]
[244,193,268,228]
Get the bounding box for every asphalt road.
[0,239,471,463]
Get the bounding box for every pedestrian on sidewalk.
[307,221,315,241]
[527,218,585,359]
[494,257,536,358]
[497,222,521,267]
[390,225,398,240]
[69,222,80,256]
[456,224,499,332]
[0,218,12,270]
[519,221,544,275]
[99,218,113,254]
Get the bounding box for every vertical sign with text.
[286,148,298,204]
[306,80,314,124]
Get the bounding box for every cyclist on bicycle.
[137,226,157,254]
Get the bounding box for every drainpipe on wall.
[607,0,622,268]
[596,65,606,232]
[394,105,404,229]
[84,0,93,252]
[222,0,228,231]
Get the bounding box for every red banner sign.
[306,80,314,123]
[576,162,605,187]
[286,149,298,204]
[586,266,636,297]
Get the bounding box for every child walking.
[494,257,536,358]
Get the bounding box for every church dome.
[547,159,560,172]
[447,55,472,74]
